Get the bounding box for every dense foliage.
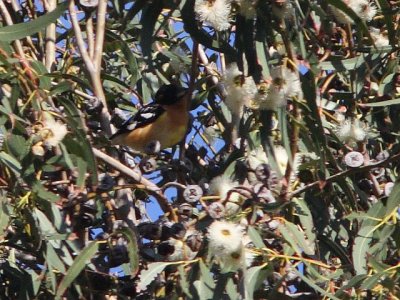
[0,0,399,299]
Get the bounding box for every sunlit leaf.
[56,241,99,298]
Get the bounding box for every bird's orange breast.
[111,101,189,152]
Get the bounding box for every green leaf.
[56,241,99,299]
[360,273,382,290]
[225,277,239,300]
[279,221,315,255]
[5,134,29,160]
[30,60,52,90]
[76,157,87,189]
[375,0,395,45]
[137,262,175,291]
[46,243,66,274]
[193,260,215,300]
[0,151,22,175]
[247,226,265,249]
[57,97,98,185]
[0,2,68,42]
[178,264,192,298]
[335,274,367,298]
[277,107,292,170]
[140,0,163,68]
[319,56,365,71]
[362,98,400,107]
[0,195,10,237]
[49,81,74,96]
[32,181,59,202]
[117,227,140,276]
[105,30,139,86]
[352,202,387,275]
[244,264,269,300]
[294,269,341,300]
[293,198,316,245]
[385,181,400,215]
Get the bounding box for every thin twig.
[44,0,56,71]
[86,15,95,59]
[68,1,113,136]
[93,0,106,70]
[290,152,400,198]
[92,148,177,221]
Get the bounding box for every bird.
[110,84,190,153]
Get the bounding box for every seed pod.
[183,185,203,203]
[186,233,202,252]
[137,223,162,240]
[178,158,193,173]
[298,169,314,184]
[267,171,279,190]
[170,223,186,240]
[208,202,225,219]
[157,241,175,256]
[344,151,364,168]
[108,242,129,267]
[97,173,115,192]
[384,182,394,196]
[376,151,389,161]
[139,157,157,174]
[80,0,99,7]
[255,163,271,182]
[178,203,193,217]
[357,178,373,192]
[84,95,102,113]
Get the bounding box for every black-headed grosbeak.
[110,84,189,152]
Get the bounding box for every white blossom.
[331,0,377,24]
[195,0,231,31]
[165,239,197,261]
[350,0,376,22]
[336,118,367,145]
[208,221,243,257]
[252,66,302,111]
[274,145,289,175]
[210,175,238,202]
[223,64,257,116]
[41,118,68,147]
[247,146,268,170]
[370,28,389,47]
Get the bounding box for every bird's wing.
[110,103,165,138]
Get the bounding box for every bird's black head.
[154,84,187,105]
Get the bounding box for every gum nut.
[32,144,45,156]
[186,234,202,252]
[384,182,394,196]
[97,173,116,192]
[178,203,193,216]
[183,185,203,203]
[157,241,175,256]
[344,151,364,168]
[138,223,162,240]
[255,163,271,182]
[208,202,225,219]
[79,0,99,7]
[171,223,187,240]
[376,151,389,161]
[139,157,157,173]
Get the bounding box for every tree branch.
[92,148,177,221]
